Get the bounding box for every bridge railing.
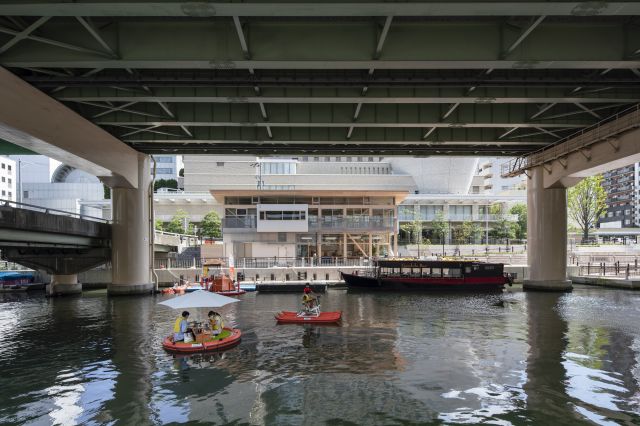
[501,103,640,177]
[0,199,110,223]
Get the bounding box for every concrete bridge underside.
[1,1,640,293]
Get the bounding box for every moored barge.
[341,259,511,291]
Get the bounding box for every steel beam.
[124,139,549,146]
[58,95,640,105]
[0,16,49,54]
[97,121,585,129]
[1,3,640,17]
[1,21,638,70]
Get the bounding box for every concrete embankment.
[571,276,640,290]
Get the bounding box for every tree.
[103,184,111,200]
[200,211,222,238]
[154,219,164,231]
[401,214,424,256]
[154,178,178,191]
[430,212,450,244]
[165,209,190,234]
[509,203,527,239]
[459,220,482,244]
[490,203,516,240]
[568,175,607,243]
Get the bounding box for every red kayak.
[162,328,242,353]
[275,311,342,324]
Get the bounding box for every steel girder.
[1,20,639,70]
[1,2,640,17]
[1,9,638,156]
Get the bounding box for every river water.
[1,286,640,425]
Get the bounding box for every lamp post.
[249,160,264,190]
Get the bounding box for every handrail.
[501,103,640,177]
[0,198,111,224]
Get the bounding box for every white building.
[154,155,522,259]
[8,155,106,217]
[0,155,16,201]
[152,155,182,181]
[477,157,527,194]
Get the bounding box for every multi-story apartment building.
[476,157,528,194]
[0,155,16,201]
[398,194,523,244]
[599,163,639,228]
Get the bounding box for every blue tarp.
[0,272,34,281]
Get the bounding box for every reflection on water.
[1,287,640,424]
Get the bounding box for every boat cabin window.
[431,268,441,277]
[465,266,472,274]
[448,268,462,278]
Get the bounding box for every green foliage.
[154,219,164,231]
[165,209,190,234]
[154,178,178,191]
[489,203,503,215]
[430,212,449,242]
[509,203,527,239]
[457,220,482,244]
[103,184,111,200]
[200,210,222,238]
[568,175,607,242]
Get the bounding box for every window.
[278,233,287,242]
[23,190,28,199]
[1,163,4,169]
[7,192,11,198]
[1,190,4,196]
[6,165,10,171]
[625,219,631,225]
[217,162,224,167]
[615,211,622,216]
[1,177,4,182]
[608,212,614,217]
[7,178,10,184]
[625,209,631,215]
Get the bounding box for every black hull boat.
[341,259,511,292]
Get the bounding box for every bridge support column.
[48,274,81,296]
[108,154,153,296]
[524,166,572,292]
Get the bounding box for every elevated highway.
[0,201,189,294]
[501,105,640,291]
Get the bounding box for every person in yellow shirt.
[173,311,194,342]
[208,311,224,336]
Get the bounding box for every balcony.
[310,216,394,231]
[398,214,518,223]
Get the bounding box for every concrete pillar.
[109,154,153,295]
[49,274,81,296]
[524,166,572,291]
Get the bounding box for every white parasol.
[158,290,240,309]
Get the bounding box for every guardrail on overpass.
[501,104,640,177]
[0,199,111,242]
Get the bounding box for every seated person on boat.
[302,284,316,311]
[208,311,224,336]
[173,311,194,342]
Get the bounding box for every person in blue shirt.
[173,311,193,342]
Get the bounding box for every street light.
[249,160,264,190]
